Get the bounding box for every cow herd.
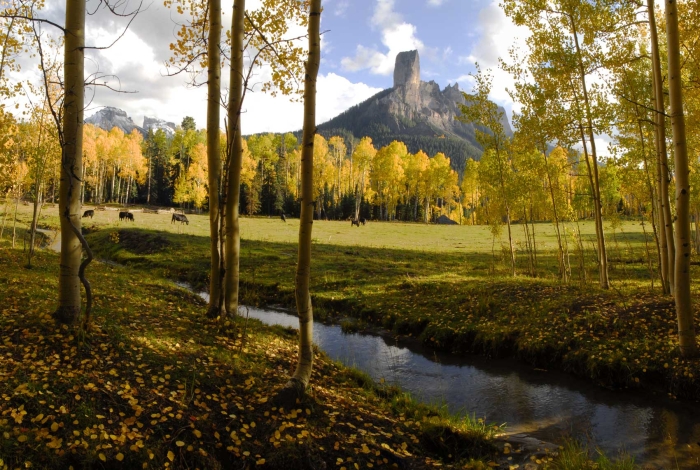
[79,209,367,229]
[80,208,188,225]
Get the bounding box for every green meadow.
[6,203,699,401]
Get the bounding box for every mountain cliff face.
[143,116,177,138]
[85,108,177,138]
[318,50,512,172]
[85,107,144,136]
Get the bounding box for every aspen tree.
[284,0,322,397]
[665,0,698,357]
[458,67,516,276]
[53,0,85,324]
[648,0,675,294]
[206,0,223,317]
[223,0,245,316]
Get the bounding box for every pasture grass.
[4,203,700,402]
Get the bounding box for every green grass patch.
[69,208,700,400]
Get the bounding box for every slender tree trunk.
[665,0,698,357]
[223,0,245,316]
[11,183,20,248]
[542,146,566,282]
[639,116,663,288]
[53,0,85,325]
[110,166,116,202]
[570,17,608,289]
[649,0,674,294]
[530,205,537,273]
[0,191,11,239]
[0,17,16,81]
[28,103,48,267]
[80,167,85,204]
[505,204,515,277]
[147,155,152,205]
[579,123,607,287]
[206,0,223,318]
[284,0,321,397]
[28,183,42,267]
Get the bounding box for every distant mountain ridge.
[85,107,177,138]
[318,50,513,173]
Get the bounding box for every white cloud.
[8,0,380,138]
[454,0,529,121]
[427,0,447,6]
[334,1,350,16]
[340,0,425,76]
[238,73,382,134]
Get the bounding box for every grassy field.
[2,246,521,469]
[3,203,700,404]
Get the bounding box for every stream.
[42,233,700,468]
[186,286,700,469]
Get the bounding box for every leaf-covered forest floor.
[2,246,515,469]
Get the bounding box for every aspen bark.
[648,0,674,294]
[571,16,609,289]
[206,0,223,318]
[665,0,698,357]
[542,146,566,282]
[11,183,20,248]
[53,0,85,325]
[223,0,245,316]
[286,0,322,395]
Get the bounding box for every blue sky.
[13,0,528,135]
[322,0,492,89]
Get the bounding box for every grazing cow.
[82,209,95,219]
[359,217,367,225]
[171,213,189,225]
[280,213,286,222]
[119,211,134,222]
[351,219,360,227]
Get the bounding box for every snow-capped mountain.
[142,116,177,138]
[85,107,145,136]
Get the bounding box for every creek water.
[186,286,700,469]
[41,232,700,468]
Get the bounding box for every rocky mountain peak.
[393,50,420,90]
[317,50,513,172]
[85,107,144,136]
[143,116,177,138]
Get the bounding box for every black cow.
[359,217,367,225]
[82,209,94,219]
[351,219,360,227]
[171,213,189,225]
[119,211,134,222]
[280,213,286,222]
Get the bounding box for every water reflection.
[187,287,700,468]
[242,306,700,468]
